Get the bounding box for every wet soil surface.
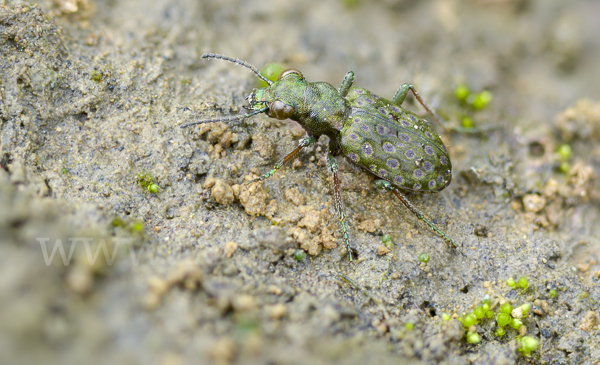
[1,0,599,364]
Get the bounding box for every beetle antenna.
[180,107,268,128]
[202,53,272,86]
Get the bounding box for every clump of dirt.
[554,99,600,143]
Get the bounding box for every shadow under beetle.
[182,53,465,261]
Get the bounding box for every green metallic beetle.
[182,53,464,261]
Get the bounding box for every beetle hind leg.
[392,84,451,130]
[339,71,355,98]
[392,84,410,106]
[375,179,465,256]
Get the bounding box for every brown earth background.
[1,0,599,364]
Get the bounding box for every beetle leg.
[338,71,355,98]
[327,154,354,261]
[393,84,452,131]
[394,84,500,134]
[246,136,316,184]
[375,179,465,256]
[392,188,465,255]
[392,84,410,106]
[338,272,382,304]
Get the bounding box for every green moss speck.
[482,302,490,312]
[559,161,571,174]
[466,331,481,344]
[497,313,511,327]
[381,234,393,248]
[455,85,470,103]
[463,313,477,328]
[258,63,284,88]
[558,144,572,160]
[470,90,493,110]
[517,276,529,290]
[137,173,159,194]
[461,116,473,128]
[510,318,523,330]
[340,0,360,8]
[132,221,144,232]
[518,336,540,357]
[293,249,306,261]
[473,306,485,320]
[500,303,513,314]
[520,303,531,316]
[90,71,103,82]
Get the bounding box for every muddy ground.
[1,0,599,364]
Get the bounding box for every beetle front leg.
[327,154,354,261]
[246,136,316,184]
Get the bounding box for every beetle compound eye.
[279,69,304,80]
[268,100,294,120]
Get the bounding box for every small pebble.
[533,299,549,314]
[224,241,237,258]
[208,337,236,365]
[578,311,598,332]
[267,303,287,319]
[377,246,391,255]
[268,285,282,295]
[523,194,546,213]
[511,306,523,319]
[232,294,255,312]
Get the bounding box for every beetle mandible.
[182,53,464,261]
